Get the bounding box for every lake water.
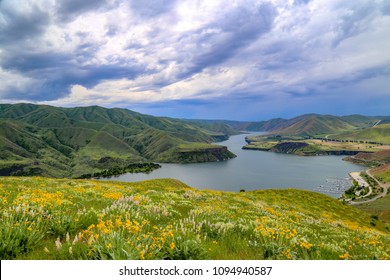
[103,132,365,198]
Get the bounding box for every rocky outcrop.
[270,142,309,154]
[316,150,360,156]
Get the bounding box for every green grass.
[373,166,390,183]
[355,195,390,224]
[244,137,390,156]
[177,143,224,152]
[1,176,389,260]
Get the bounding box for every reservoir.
[104,132,365,198]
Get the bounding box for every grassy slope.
[177,143,225,152]
[244,138,390,156]
[0,177,389,260]
[371,164,390,183]
[0,104,236,177]
[270,114,357,137]
[341,115,379,127]
[332,124,390,144]
[355,193,390,223]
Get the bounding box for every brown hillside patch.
[380,210,390,223]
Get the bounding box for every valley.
[239,114,390,212]
[1,104,390,261]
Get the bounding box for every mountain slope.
[267,114,357,136]
[341,114,379,127]
[0,104,236,177]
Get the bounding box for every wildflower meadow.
[0,177,389,260]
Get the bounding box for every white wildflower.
[55,238,62,250]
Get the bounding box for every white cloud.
[0,68,38,98]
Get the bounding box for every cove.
[102,132,365,198]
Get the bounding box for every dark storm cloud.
[2,63,143,101]
[0,3,50,44]
[0,48,143,101]
[0,51,73,73]
[178,3,276,78]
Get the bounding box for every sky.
[0,0,389,121]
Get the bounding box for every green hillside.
[0,177,389,260]
[0,104,236,178]
[341,115,379,127]
[332,124,390,144]
[268,114,357,137]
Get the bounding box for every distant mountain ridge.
[193,113,383,137]
[252,114,389,143]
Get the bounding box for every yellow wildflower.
[140,250,145,260]
[282,249,293,260]
[298,240,313,250]
[340,253,351,260]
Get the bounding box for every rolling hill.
[278,114,358,136]
[0,176,389,260]
[255,114,379,137]
[0,104,237,178]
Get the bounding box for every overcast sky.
[0,0,389,120]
